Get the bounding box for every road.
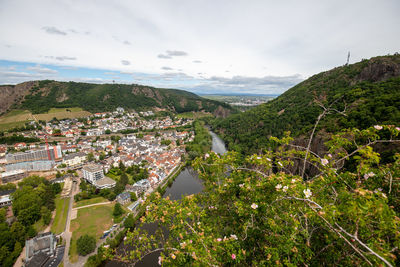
[63,178,79,267]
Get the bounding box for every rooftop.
[82,164,103,173]
[96,176,116,186]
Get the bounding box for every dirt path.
[73,201,112,210]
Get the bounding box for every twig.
[335,223,393,267]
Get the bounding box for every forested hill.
[0,80,233,117]
[213,54,400,153]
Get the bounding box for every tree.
[87,153,94,162]
[124,214,135,229]
[113,203,123,217]
[105,129,111,134]
[130,192,137,202]
[10,221,25,244]
[41,206,52,225]
[120,172,128,186]
[76,234,96,256]
[107,125,400,266]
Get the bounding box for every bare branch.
[335,223,393,267]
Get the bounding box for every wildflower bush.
[106,125,400,266]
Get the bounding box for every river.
[105,131,226,266]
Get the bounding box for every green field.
[69,204,114,262]
[73,196,108,208]
[0,107,91,130]
[51,196,69,234]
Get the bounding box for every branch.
[302,111,325,179]
[309,205,373,266]
[280,196,323,209]
[335,140,400,167]
[335,223,393,267]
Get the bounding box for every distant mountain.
[0,80,233,117]
[213,54,400,154]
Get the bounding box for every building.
[5,160,55,172]
[127,201,140,212]
[0,195,12,207]
[116,192,131,205]
[82,164,104,183]
[6,146,62,164]
[82,164,116,189]
[0,169,27,183]
[25,232,56,262]
[62,152,87,167]
[25,232,64,267]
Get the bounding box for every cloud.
[123,40,131,45]
[42,26,67,35]
[161,66,173,71]
[193,60,202,63]
[166,50,188,57]
[158,50,188,59]
[121,60,131,65]
[26,65,58,74]
[45,56,77,61]
[158,54,172,59]
[183,74,304,95]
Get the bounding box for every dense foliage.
[0,176,58,267]
[213,55,400,154]
[16,80,232,115]
[185,120,212,160]
[106,125,400,266]
[77,234,97,256]
[0,134,40,145]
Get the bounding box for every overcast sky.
[0,0,399,94]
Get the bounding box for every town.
[0,107,198,267]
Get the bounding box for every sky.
[0,0,399,95]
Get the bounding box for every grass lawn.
[73,196,108,208]
[69,204,114,263]
[51,196,69,234]
[0,120,30,131]
[47,107,84,113]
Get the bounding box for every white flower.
[257,156,261,159]
[321,158,329,166]
[204,153,210,159]
[291,179,296,184]
[364,172,375,180]
[396,127,400,131]
[278,161,283,167]
[266,158,271,161]
[275,184,282,190]
[104,244,110,248]
[382,193,387,198]
[327,154,332,158]
[158,256,162,265]
[171,254,176,259]
[251,203,258,209]
[216,238,222,242]
[230,234,238,240]
[374,125,383,130]
[282,185,288,192]
[239,183,244,188]
[303,188,312,198]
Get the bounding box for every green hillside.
[5,80,233,116]
[213,54,400,154]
